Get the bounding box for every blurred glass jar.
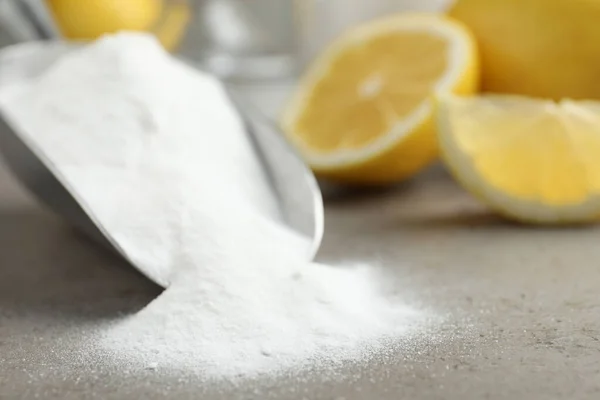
[176,0,453,81]
[178,0,297,81]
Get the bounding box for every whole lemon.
[47,0,163,40]
[449,0,600,100]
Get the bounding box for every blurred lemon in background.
[152,2,191,51]
[282,14,479,185]
[48,0,162,38]
[438,94,600,223]
[449,0,600,100]
[47,0,189,51]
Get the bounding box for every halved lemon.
[282,13,479,184]
[438,94,600,224]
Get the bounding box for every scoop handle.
[0,0,60,43]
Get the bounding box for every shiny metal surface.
[0,107,145,284]
[0,0,60,42]
[178,0,297,80]
[227,89,324,259]
[0,110,110,248]
[15,0,61,39]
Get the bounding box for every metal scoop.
[0,42,324,287]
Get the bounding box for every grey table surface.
[1,83,600,400]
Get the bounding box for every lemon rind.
[437,94,600,224]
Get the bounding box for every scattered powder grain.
[0,34,419,380]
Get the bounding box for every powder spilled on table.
[0,33,420,380]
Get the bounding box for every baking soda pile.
[0,34,418,379]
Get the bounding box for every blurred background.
[0,0,452,82]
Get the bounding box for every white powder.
[0,34,419,379]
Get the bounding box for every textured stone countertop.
[1,83,600,400]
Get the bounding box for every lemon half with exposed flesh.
[438,94,600,224]
[282,13,479,185]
